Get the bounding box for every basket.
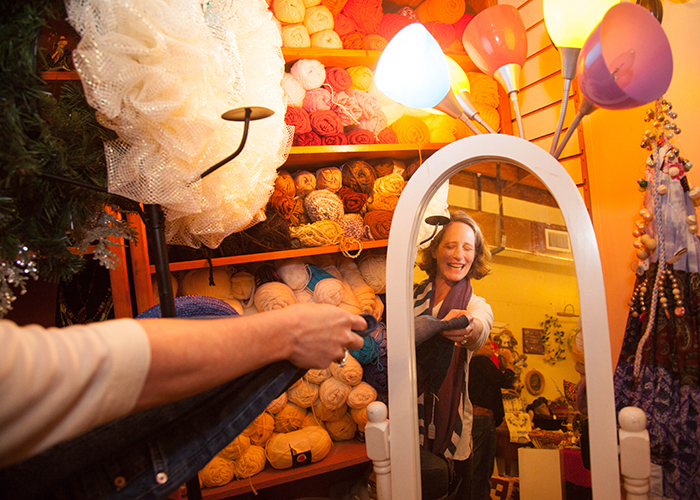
[528,429,570,449]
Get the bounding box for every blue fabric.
[469,415,497,500]
[0,295,302,499]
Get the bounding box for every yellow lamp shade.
[543,0,620,49]
[445,55,470,95]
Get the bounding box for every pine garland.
[0,0,137,316]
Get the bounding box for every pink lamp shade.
[577,2,672,110]
[462,4,527,82]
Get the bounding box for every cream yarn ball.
[232,445,266,479]
[179,267,232,299]
[340,213,366,240]
[282,73,306,107]
[310,29,343,49]
[290,59,326,90]
[273,0,306,24]
[293,170,317,196]
[281,24,311,48]
[357,253,386,293]
[304,5,334,35]
[304,189,344,223]
[275,258,311,291]
[254,281,297,312]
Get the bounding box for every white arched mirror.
[385,134,620,499]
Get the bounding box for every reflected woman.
[414,210,493,500]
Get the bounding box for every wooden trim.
[196,440,369,499]
[104,208,133,318]
[157,240,388,273]
[127,212,155,315]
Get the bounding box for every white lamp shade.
[374,23,451,109]
[543,0,620,49]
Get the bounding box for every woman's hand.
[440,309,484,348]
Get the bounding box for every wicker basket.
[528,429,570,449]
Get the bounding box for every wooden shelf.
[284,143,449,170]
[155,239,389,273]
[41,70,80,81]
[282,48,478,73]
[196,440,370,499]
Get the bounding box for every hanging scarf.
[414,277,472,455]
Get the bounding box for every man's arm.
[134,303,366,412]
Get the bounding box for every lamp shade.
[462,5,527,79]
[374,23,450,109]
[445,55,470,94]
[543,0,620,49]
[577,2,672,110]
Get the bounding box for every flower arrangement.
[541,314,567,365]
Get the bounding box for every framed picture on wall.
[522,328,545,355]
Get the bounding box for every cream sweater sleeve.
[0,319,151,468]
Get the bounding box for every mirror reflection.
[413,161,586,500]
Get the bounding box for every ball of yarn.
[265,426,332,469]
[295,288,314,303]
[348,335,379,364]
[474,102,500,134]
[321,0,348,17]
[367,192,399,212]
[313,397,348,421]
[246,412,275,446]
[325,412,357,441]
[290,220,345,248]
[347,381,378,409]
[333,12,357,36]
[358,253,386,293]
[468,72,500,109]
[346,65,374,91]
[363,357,387,397]
[325,66,353,93]
[373,172,404,196]
[350,406,369,432]
[304,0,322,6]
[274,402,307,433]
[282,73,307,107]
[309,109,344,136]
[218,434,250,462]
[322,133,348,145]
[342,0,383,34]
[199,456,234,488]
[391,115,430,144]
[290,59,326,90]
[294,131,323,146]
[254,281,297,312]
[305,367,332,384]
[233,445,266,479]
[425,21,456,49]
[304,5,334,34]
[270,189,294,219]
[311,29,343,48]
[285,106,312,134]
[342,32,365,50]
[319,377,352,410]
[338,257,377,314]
[275,171,297,199]
[304,189,344,223]
[340,213,365,240]
[341,160,377,195]
[363,33,387,50]
[377,13,414,41]
[273,0,306,24]
[347,129,376,146]
[306,264,336,291]
[398,5,419,18]
[359,113,387,137]
[275,258,311,291]
[377,127,398,144]
[337,186,368,214]
[303,87,333,113]
[453,12,474,40]
[332,91,362,127]
[266,392,288,414]
[315,166,343,193]
[281,24,311,47]
[348,89,381,121]
[330,353,363,386]
[302,412,327,429]
[179,267,232,299]
[313,277,345,306]
[293,170,317,196]
[230,271,255,302]
[290,196,311,227]
[416,0,465,24]
[364,210,393,239]
[287,378,320,408]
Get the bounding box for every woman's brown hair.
[417,210,492,280]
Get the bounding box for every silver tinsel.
[0,245,38,318]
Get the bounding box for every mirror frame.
[386,134,620,499]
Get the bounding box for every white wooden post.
[365,401,391,500]
[619,406,651,500]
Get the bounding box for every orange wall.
[584,0,700,364]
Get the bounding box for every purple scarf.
[423,277,472,455]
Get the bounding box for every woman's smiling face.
[433,221,476,286]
